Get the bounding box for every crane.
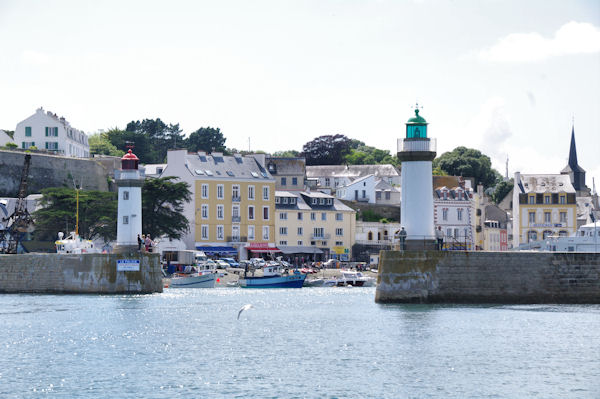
[0,154,35,254]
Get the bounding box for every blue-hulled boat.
[239,263,306,288]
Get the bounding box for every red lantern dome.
[121,149,139,170]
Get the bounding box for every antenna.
[505,156,509,181]
[248,137,251,152]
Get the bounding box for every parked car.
[215,259,230,269]
[221,257,240,267]
[249,258,266,267]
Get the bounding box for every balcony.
[311,233,331,240]
[397,137,437,152]
[227,236,247,243]
[232,196,241,202]
[231,216,241,223]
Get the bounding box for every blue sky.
[1,0,599,186]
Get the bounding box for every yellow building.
[163,150,276,259]
[512,172,577,246]
[275,191,356,262]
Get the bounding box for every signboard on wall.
[117,259,140,272]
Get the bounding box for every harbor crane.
[0,154,35,254]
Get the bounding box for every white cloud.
[479,21,600,63]
[468,97,512,165]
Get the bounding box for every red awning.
[246,243,280,253]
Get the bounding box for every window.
[336,228,343,236]
[123,191,129,200]
[290,198,296,204]
[321,213,326,221]
[263,206,269,220]
[336,241,343,246]
[201,204,209,219]
[283,197,288,204]
[527,230,537,242]
[385,192,391,200]
[232,225,240,241]
[248,206,255,220]
[217,205,224,220]
[22,142,35,149]
[217,225,224,240]
[559,230,568,237]
[542,230,552,239]
[446,228,452,237]
[298,212,303,220]
[281,177,287,186]
[528,212,535,224]
[314,228,324,238]
[325,178,330,187]
[248,185,255,200]
[362,190,366,198]
[201,184,209,199]
[560,212,567,223]
[279,241,287,246]
[297,240,303,245]
[248,225,255,240]
[529,196,535,204]
[201,225,209,240]
[297,227,303,235]
[376,192,382,200]
[280,212,287,220]
[457,208,463,221]
[454,228,459,238]
[311,212,316,221]
[123,216,129,224]
[232,205,240,217]
[275,197,280,204]
[25,126,31,137]
[336,213,343,221]
[262,226,269,240]
[263,186,269,200]
[292,177,297,186]
[442,208,448,221]
[280,227,287,235]
[45,142,58,150]
[559,195,566,204]
[544,196,550,204]
[45,127,58,136]
[544,212,551,223]
[217,184,224,199]
[232,185,240,200]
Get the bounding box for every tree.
[492,179,514,204]
[125,118,185,163]
[272,150,300,157]
[89,132,124,157]
[186,127,226,153]
[33,188,117,242]
[104,127,155,163]
[433,147,501,188]
[142,177,191,240]
[301,134,352,165]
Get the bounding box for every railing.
[311,233,331,240]
[397,138,437,153]
[231,196,241,202]
[227,236,247,243]
[355,239,393,246]
[231,216,241,223]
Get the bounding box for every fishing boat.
[239,263,306,288]
[169,269,217,288]
[55,231,99,254]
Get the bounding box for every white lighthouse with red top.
[116,149,143,248]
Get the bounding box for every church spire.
[568,125,578,168]
[561,122,587,193]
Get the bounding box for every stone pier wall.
[0,253,163,294]
[375,251,600,303]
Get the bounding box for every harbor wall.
[0,252,163,294]
[375,251,600,303]
[0,150,110,197]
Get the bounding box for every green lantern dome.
[405,108,428,139]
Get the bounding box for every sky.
[1,0,599,187]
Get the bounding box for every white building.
[433,177,475,250]
[306,164,400,196]
[14,107,90,157]
[335,174,377,203]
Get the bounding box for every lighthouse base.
[399,239,437,251]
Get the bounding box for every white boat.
[55,232,99,254]
[169,270,217,288]
[543,221,600,252]
[335,270,376,287]
[304,278,325,287]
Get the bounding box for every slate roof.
[275,190,354,212]
[182,152,273,180]
[266,157,306,175]
[305,164,400,178]
[516,174,575,194]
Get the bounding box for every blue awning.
[195,246,237,255]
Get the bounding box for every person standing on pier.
[435,226,444,250]
[137,234,142,251]
[399,227,407,250]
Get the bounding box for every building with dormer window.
[432,176,476,250]
[14,107,89,157]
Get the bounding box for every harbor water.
[1,287,599,398]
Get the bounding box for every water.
[1,288,599,398]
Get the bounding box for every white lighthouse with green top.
[398,106,437,249]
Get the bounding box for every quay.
[375,250,600,304]
[0,252,163,294]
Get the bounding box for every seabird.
[237,304,254,320]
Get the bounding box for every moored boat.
[239,263,306,288]
[170,271,217,288]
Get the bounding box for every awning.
[246,243,280,253]
[277,245,323,255]
[195,246,237,255]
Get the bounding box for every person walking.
[435,226,444,250]
[137,234,142,251]
[399,227,407,251]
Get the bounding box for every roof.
[406,109,427,124]
[516,174,575,194]
[183,152,273,180]
[306,164,399,179]
[275,190,354,212]
[266,157,306,175]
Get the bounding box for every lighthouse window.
[123,216,129,225]
[123,191,129,200]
